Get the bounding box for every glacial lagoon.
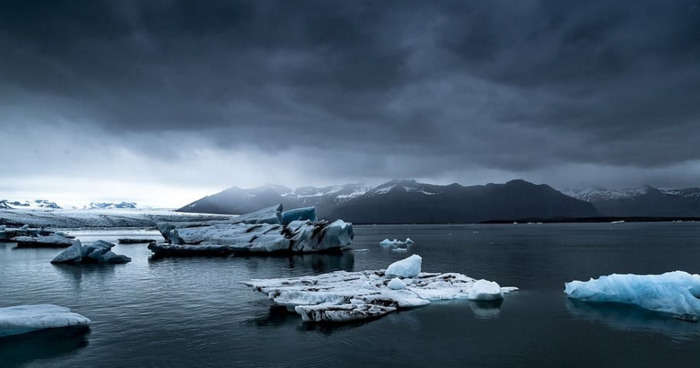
[2,223,700,367]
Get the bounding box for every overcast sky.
[1,0,699,207]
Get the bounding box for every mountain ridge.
[178,179,600,223]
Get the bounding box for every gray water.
[2,223,700,367]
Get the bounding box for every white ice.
[379,238,414,246]
[0,304,91,338]
[244,254,517,323]
[468,279,505,301]
[564,271,700,316]
[385,254,422,277]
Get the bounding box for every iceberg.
[0,304,90,338]
[379,238,414,246]
[12,234,76,248]
[564,271,700,317]
[150,205,354,256]
[243,254,517,323]
[51,240,131,264]
[468,279,504,301]
[385,254,421,277]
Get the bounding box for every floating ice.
[564,271,700,317]
[385,254,422,277]
[12,234,76,248]
[468,280,504,301]
[244,254,517,323]
[379,238,414,246]
[0,304,90,338]
[51,240,131,264]
[150,205,354,256]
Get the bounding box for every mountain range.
[178,179,601,223]
[564,185,700,217]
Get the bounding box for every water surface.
[2,223,700,367]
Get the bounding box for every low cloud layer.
[1,1,699,206]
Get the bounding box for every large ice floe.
[244,254,517,323]
[148,204,354,256]
[565,271,700,319]
[51,240,131,264]
[0,304,90,338]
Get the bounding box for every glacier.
[243,254,517,323]
[149,204,354,256]
[0,304,91,338]
[564,271,700,317]
[51,240,131,264]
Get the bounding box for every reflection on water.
[468,299,504,319]
[3,224,700,367]
[0,327,89,368]
[566,299,700,340]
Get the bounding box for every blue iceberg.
[565,271,700,317]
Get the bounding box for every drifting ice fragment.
[468,280,504,301]
[379,238,414,246]
[51,240,131,264]
[0,304,90,338]
[565,271,700,317]
[244,254,517,324]
[385,254,422,277]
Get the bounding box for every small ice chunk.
[388,278,406,290]
[385,254,422,278]
[468,279,504,301]
[379,238,414,246]
[0,304,91,338]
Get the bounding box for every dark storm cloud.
[1,0,699,187]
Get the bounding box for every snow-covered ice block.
[385,254,421,277]
[244,254,517,324]
[0,304,90,338]
[565,271,700,316]
[468,279,504,301]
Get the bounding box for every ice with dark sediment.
[243,254,517,323]
[149,204,354,256]
[51,240,131,264]
[0,304,90,338]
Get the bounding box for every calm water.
[2,223,700,367]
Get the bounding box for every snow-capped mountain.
[86,201,138,210]
[0,199,62,209]
[564,185,700,217]
[179,179,599,223]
